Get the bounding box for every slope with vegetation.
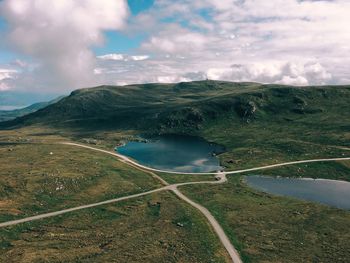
[0,80,349,262]
[0,142,229,263]
[0,96,65,122]
[3,80,349,166]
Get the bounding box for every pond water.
[244,176,350,209]
[116,134,224,173]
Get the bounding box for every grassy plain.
[0,191,229,263]
[180,162,350,263]
[0,130,232,262]
[1,81,350,262]
[0,142,162,222]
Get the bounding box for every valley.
[0,81,350,262]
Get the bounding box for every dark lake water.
[116,134,224,173]
[244,176,350,209]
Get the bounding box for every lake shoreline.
[243,175,350,210]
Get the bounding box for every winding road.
[62,142,350,175]
[1,142,350,263]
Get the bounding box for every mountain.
[1,80,349,140]
[0,91,62,109]
[0,96,65,122]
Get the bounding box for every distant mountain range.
[0,96,65,122]
[0,91,62,108]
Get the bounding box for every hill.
[1,80,350,263]
[0,96,65,122]
[0,91,62,110]
[2,81,349,136]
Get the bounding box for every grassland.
[157,172,215,184]
[0,133,233,262]
[3,81,349,169]
[1,81,349,262]
[255,160,350,181]
[0,191,229,263]
[201,116,349,170]
[4,81,349,169]
[180,162,350,263]
[0,142,163,222]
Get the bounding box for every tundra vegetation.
[0,81,349,262]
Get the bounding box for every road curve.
[59,142,350,262]
[170,174,243,263]
[62,142,350,175]
[0,170,241,262]
[2,142,349,263]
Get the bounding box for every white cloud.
[280,76,308,86]
[207,62,331,86]
[142,25,209,53]
[97,54,124,61]
[157,75,191,83]
[0,68,17,91]
[93,68,104,75]
[1,0,350,92]
[121,0,350,86]
[97,53,149,62]
[0,69,17,81]
[0,0,129,91]
[131,55,149,61]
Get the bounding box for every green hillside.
[3,81,349,137]
[2,80,349,169]
[0,96,65,122]
[1,80,349,263]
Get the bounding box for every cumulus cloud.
[0,0,129,91]
[123,0,350,86]
[98,54,125,61]
[0,69,17,81]
[141,24,210,54]
[1,0,350,92]
[157,75,191,83]
[97,53,149,62]
[207,62,332,86]
[0,68,18,91]
[131,55,149,61]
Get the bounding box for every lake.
[244,176,350,209]
[116,134,224,173]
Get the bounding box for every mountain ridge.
[0,95,65,122]
[1,80,349,135]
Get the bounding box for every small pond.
[116,134,224,173]
[244,175,350,209]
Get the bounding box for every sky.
[1,0,350,95]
